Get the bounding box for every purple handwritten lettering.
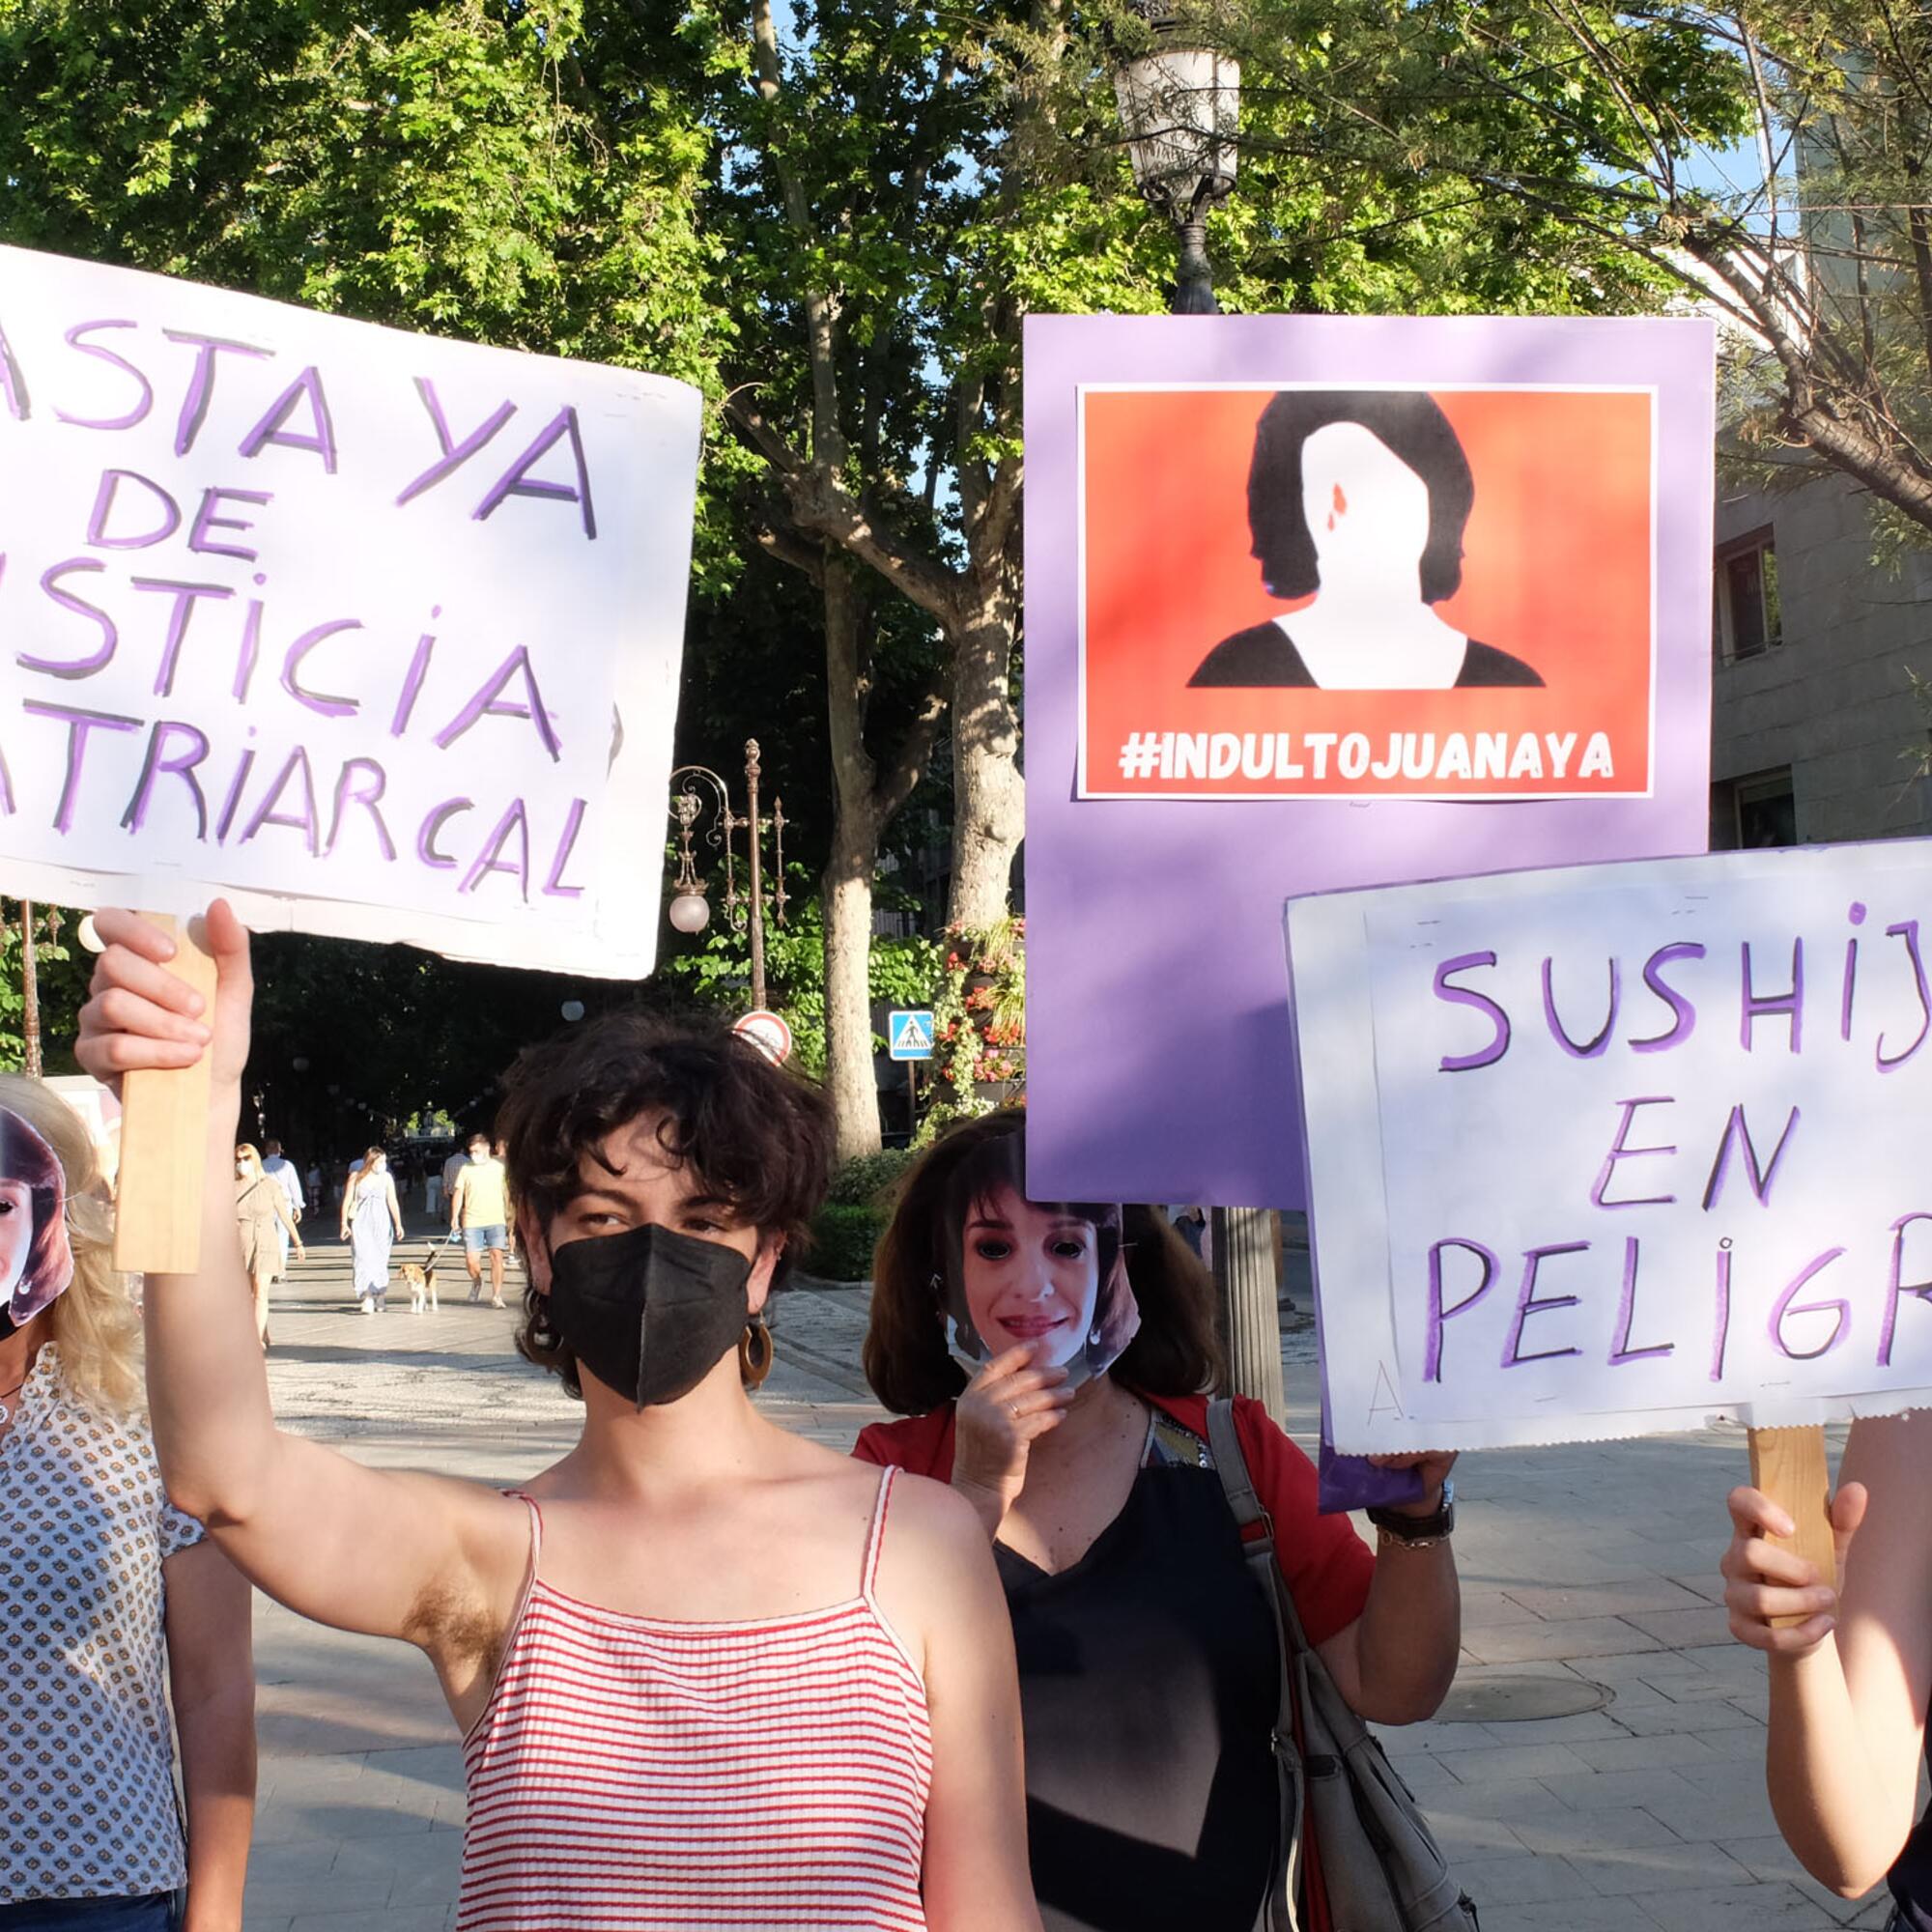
[120,720,210,837]
[1501,1242,1589,1369]
[1740,939,1804,1051]
[1767,1248,1851,1361]
[130,578,233,698]
[396,382,517,506]
[54,322,153,431]
[240,746,322,856]
[542,798,588,898]
[1631,942,1704,1052]
[1879,1212,1932,1366]
[434,646,561,761]
[1842,901,1868,1041]
[1424,1237,1498,1382]
[237,366,337,473]
[22,559,117,679]
[232,601,265,703]
[417,799,472,868]
[214,741,257,844]
[388,631,437,737]
[1608,1236,1672,1364]
[22,698,140,832]
[162,330,272,457]
[85,469,180,551]
[1878,921,1932,1071]
[187,487,272,562]
[460,799,530,898]
[1542,955,1620,1059]
[1711,1239,1733,1381]
[327,758,396,861]
[1701,1104,1801,1210]
[279,619,364,719]
[1433,951,1510,1072]
[473,406,597,539]
[1591,1096,1678,1209]
[0,316,30,420]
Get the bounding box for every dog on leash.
[400,1257,439,1315]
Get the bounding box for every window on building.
[1711,767,1798,849]
[1716,528,1782,662]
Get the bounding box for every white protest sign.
[0,243,700,976]
[1289,840,1932,1452]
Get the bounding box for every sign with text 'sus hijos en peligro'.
[1023,314,1714,1213]
[0,244,700,976]
[1292,841,1932,1454]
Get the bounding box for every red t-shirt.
[853,1389,1376,1931]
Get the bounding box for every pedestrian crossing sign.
[888,1009,935,1061]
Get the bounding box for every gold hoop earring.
[739,1316,774,1389]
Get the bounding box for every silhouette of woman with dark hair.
[1190,389,1544,691]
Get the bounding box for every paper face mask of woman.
[939,1128,1139,1387]
[0,1106,75,1338]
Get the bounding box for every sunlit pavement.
[234,1220,1898,1932]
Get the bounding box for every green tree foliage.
[0,903,88,1073]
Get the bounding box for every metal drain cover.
[1433,1674,1610,1723]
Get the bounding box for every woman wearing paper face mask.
[1,1080,257,1932]
[233,1144,301,1350]
[857,1111,1463,1932]
[76,903,1039,1932]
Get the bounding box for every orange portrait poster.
[1079,384,1655,799]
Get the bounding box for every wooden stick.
[112,914,218,1277]
[1748,1424,1836,1629]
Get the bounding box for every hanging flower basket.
[919,915,1026,1144]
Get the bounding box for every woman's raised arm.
[78,905,524,1661]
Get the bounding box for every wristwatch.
[1367,1479,1455,1546]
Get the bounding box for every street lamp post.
[1115,18,1282,1417]
[1114,5,1240,314]
[666,739,791,1012]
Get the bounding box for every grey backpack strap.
[1208,1397,1305,1932]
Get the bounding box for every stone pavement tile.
[1644,1787,1781,1844]
[1639,1880,1848,1929]
[1461,1616,1666,1663]
[1721,1834,1884,1927]
[1471,1711,1630,1747]
[1504,1577,1712,1621]
[250,1800,440,1845]
[1671,1570,1730,1604]
[1376,1719,1497,1758]
[242,1880,393,1920]
[1429,1812,1541,1864]
[1476,1897,1660,1932]
[1453,1851,1602,1904]
[1537,1765,1703,1812]
[1422,1775,1572,1825]
[1622,1605,1740,1648]
[1512,1804,1685,1858]
[1611,1696,1765,1736]
[1461,1587,1545,1627]
[1563,1841,1760,1899]
[244,1845,339,1887]
[288,1911,452,1932]
[1435,1741,1598,1784]
[1588,1648,1719,1685]
[1568,1731,1725,1772]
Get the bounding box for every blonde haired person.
[0,1076,256,1931]
[234,1144,300,1350]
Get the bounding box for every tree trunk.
[819,556,886,1161]
[946,584,1024,931]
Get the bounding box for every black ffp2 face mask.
[546,1222,753,1408]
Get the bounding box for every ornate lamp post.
[667,739,790,1012]
[1114,4,1240,314]
[6,901,66,1079]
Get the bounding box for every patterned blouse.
[1,1345,207,1903]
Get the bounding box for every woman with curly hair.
[0,1078,256,1932]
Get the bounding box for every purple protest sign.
[1023,314,1714,1210]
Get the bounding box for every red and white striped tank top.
[456,1464,933,1931]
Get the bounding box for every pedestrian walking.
[1722,1425,1932,1919]
[857,1111,1463,1932]
[449,1133,511,1307]
[260,1138,304,1277]
[78,903,1039,1932]
[0,1077,257,1932]
[304,1159,323,1212]
[341,1148,404,1316]
[234,1144,301,1350]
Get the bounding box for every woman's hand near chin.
[951,1344,1074,1538]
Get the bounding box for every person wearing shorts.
[449,1134,510,1307]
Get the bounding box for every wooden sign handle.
[1747,1424,1836,1629]
[111,914,218,1277]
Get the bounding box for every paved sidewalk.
[231,1229,1902,1931]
